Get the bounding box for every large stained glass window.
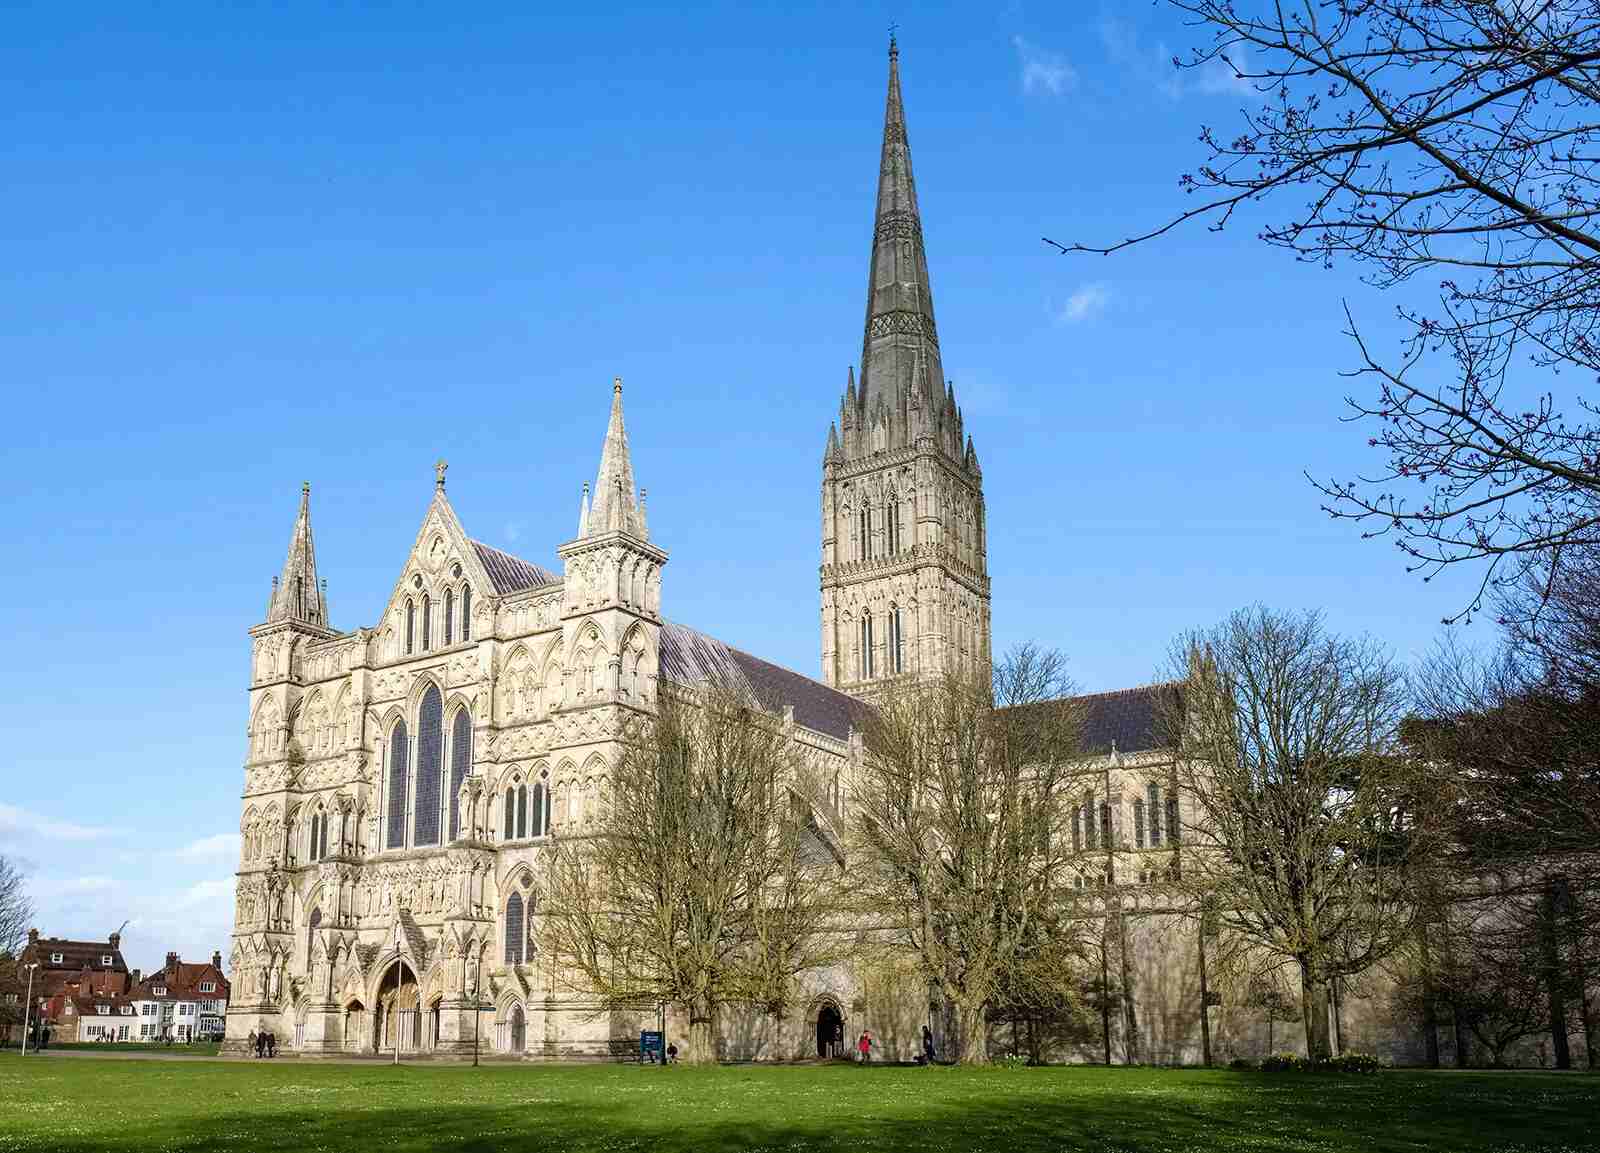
[449,708,471,840]
[386,720,409,849]
[504,893,525,965]
[414,686,443,846]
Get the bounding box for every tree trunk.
[1541,886,1573,1070]
[1450,998,1471,1068]
[1330,977,1344,1055]
[1196,916,1213,1067]
[1116,900,1141,1064]
[1099,941,1112,1065]
[1299,962,1332,1061]
[1418,921,1440,1068]
[687,997,717,1065]
[956,1001,989,1065]
[1567,896,1596,1070]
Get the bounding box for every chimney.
[165,951,179,972]
[108,931,121,950]
[27,928,38,946]
[131,968,142,985]
[212,950,222,970]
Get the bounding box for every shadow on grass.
[3,1062,1596,1153]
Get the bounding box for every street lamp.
[19,963,38,1056]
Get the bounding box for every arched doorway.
[816,1003,844,1058]
[509,1004,526,1053]
[376,961,418,1054]
[343,1000,366,1052]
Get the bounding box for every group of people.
[848,1025,937,1065]
[246,1030,278,1058]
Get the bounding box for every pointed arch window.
[461,585,472,641]
[1147,783,1162,847]
[405,600,415,655]
[516,783,528,839]
[444,588,455,646]
[294,577,305,619]
[503,784,517,841]
[504,892,525,966]
[385,720,409,850]
[859,615,875,680]
[448,708,471,840]
[308,810,321,863]
[889,607,904,674]
[421,594,432,651]
[859,505,871,562]
[1133,798,1146,848]
[887,499,902,555]
[414,686,443,846]
[531,772,550,837]
[1083,793,1097,850]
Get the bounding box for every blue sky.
[0,2,1489,971]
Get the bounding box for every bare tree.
[539,686,840,1064]
[1163,607,1425,1060]
[848,645,1088,1065]
[1053,3,1600,622]
[0,855,32,957]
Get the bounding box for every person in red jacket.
[857,1030,873,1063]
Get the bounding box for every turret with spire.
[266,482,328,628]
[557,376,668,716]
[820,39,991,698]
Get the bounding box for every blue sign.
[641,1029,665,1063]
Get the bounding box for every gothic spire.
[857,36,944,427]
[267,482,326,627]
[584,377,648,540]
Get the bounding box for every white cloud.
[1014,36,1077,97]
[1102,16,1257,102]
[0,802,122,842]
[1059,283,1111,325]
[29,874,121,897]
[177,878,234,908]
[172,833,240,861]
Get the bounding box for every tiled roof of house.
[25,936,127,975]
[659,621,867,741]
[131,955,230,1002]
[471,541,559,595]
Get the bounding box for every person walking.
[253,1031,265,1059]
[856,1030,872,1064]
[247,1029,258,1057]
[267,1031,277,1058]
[922,1025,936,1065]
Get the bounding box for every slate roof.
[659,621,867,741]
[1067,683,1181,756]
[471,541,559,595]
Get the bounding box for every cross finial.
[435,459,448,491]
[888,22,898,55]
[613,376,623,396]
[301,481,310,497]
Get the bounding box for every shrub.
[1228,1057,1259,1071]
[1255,1051,1385,1074]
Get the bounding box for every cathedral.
[225,41,1417,1063]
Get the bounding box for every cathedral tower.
[821,39,991,697]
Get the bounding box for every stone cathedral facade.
[225,42,1429,1064]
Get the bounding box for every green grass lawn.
[0,1055,1593,1153]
